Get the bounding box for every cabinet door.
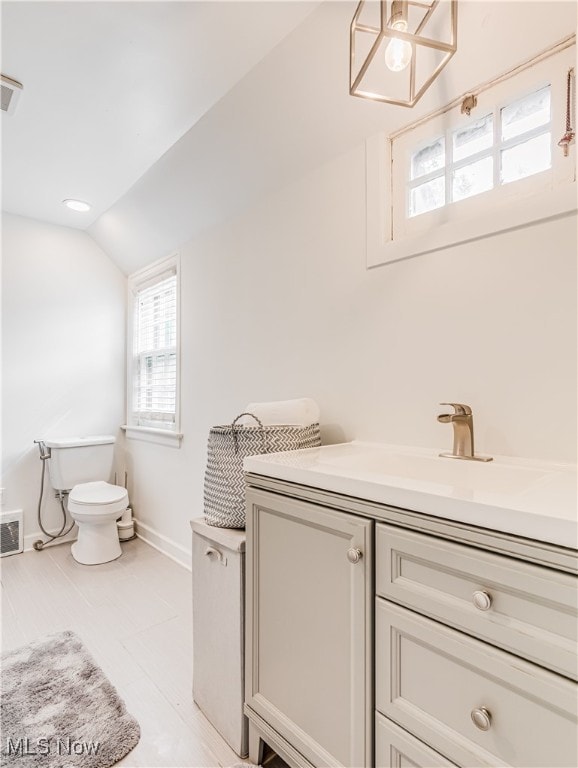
[245,488,373,768]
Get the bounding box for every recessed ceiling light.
[63,199,91,212]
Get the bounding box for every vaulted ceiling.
[1,1,320,228]
[2,1,576,274]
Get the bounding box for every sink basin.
[316,444,562,496]
[243,441,577,548]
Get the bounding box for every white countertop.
[244,441,578,549]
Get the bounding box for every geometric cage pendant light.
[350,0,458,108]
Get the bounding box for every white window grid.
[389,42,576,244]
[365,40,576,267]
[406,85,553,218]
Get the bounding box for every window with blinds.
[130,262,179,431]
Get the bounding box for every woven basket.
[203,412,321,528]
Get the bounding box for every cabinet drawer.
[376,523,578,679]
[376,599,578,767]
[376,712,457,768]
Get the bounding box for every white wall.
[125,144,577,566]
[89,1,576,274]
[1,213,126,550]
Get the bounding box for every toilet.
[45,435,128,565]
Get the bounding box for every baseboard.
[23,526,77,553]
[22,519,192,570]
[134,518,192,571]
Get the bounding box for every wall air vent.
[1,510,23,556]
[1,75,23,115]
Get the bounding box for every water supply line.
[33,440,75,550]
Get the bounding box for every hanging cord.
[33,443,75,551]
[558,67,575,157]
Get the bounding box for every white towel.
[238,398,320,427]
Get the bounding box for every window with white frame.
[128,255,180,434]
[408,85,553,219]
[363,41,577,266]
[392,46,576,240]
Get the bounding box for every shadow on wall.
[320,424,348,445]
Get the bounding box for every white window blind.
[131,267,178,430]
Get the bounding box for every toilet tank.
[44,435,116,491]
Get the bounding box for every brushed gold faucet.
[437,403,493,462]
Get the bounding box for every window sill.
[121,425,183,448]
[367,181,577,269]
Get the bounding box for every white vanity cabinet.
[244,474,578,768]
[244,488,373,768]
[373,522,578,768]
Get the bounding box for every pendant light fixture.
[350,0,458,108]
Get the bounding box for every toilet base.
[71,518,122,565]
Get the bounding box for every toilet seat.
[69,481,128,517]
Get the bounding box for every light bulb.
[385,20,412,73]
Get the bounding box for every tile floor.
[0,537,243,767]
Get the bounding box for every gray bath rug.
[1,630,140,767]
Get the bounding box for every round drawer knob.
[347,548,362,564]
[471,707,492,731]
[472,590,493,611]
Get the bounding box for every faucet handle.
[439,403,472,416]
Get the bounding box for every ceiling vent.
[1,75,23,115]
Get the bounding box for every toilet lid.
[69,481,128,506]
